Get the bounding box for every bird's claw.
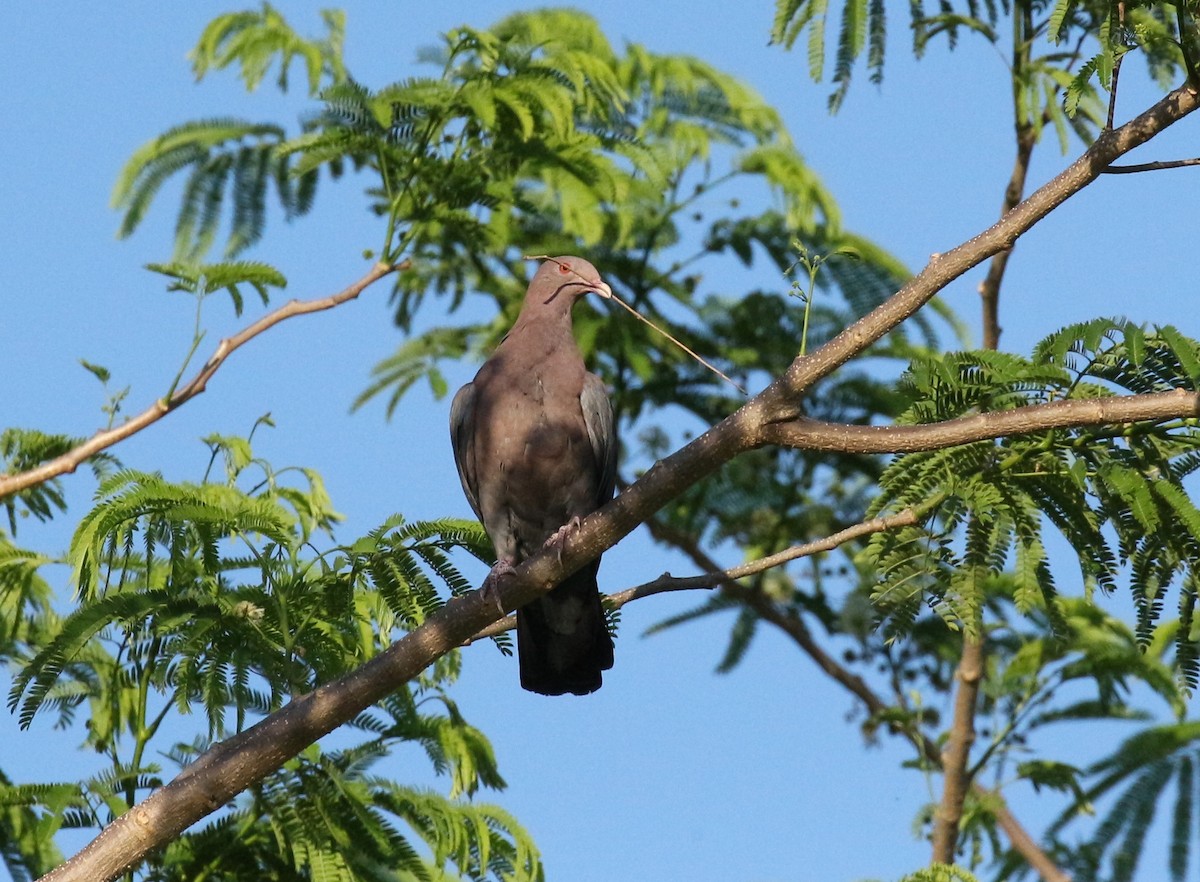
[543,516,583,564]
[480,559,517,614]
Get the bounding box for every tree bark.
[931,635,985,863]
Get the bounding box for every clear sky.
[2,3,1198,881]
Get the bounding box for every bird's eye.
[557,262,570,274]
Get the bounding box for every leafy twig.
[0,262,402,502]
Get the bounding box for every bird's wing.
[448,381,484,523]
[581,372,617,505]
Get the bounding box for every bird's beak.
[588,279,613,300]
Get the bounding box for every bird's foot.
[543,516,583,564]
[480,558,516,614]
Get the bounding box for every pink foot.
[543,516,582,563]
[480,558,517,613]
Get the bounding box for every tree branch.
[761,389,1200,453]
[1103,156,1200,173]
[39,80,1200,882]
[978,1,1040,350]
[932,634,984,863]
[0,261,403,502]
[759,81,1200,412]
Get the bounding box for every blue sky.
[2,3,1198,881]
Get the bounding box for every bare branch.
[932,636,985,863]
[467,508,920,642]
[0,261,403,501]
[993,802,1072,882]
[761,389,1200,454]
[1104,156,1200,173]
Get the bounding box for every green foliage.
[113,5,346,259]
[352,325,475,417]
[0,429,116,535]
[0,433,529,879]
[0,538,54,664]
[1048,721,1200,882]
[899,863,980,882]
[115,5,904,422]
[866,319,1200,661]
[146,260,287,316]
[190,3,348,95]
[138,708,537,882]
[771,0,1186,129]
[113,118,315,261]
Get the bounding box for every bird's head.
[529,255,613,306]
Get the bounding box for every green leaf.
[78,360,111,384]
[144,260,286,316]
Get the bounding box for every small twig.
[0,261,403,501]
[1103,156,1200,173]
[1106,2,1128,131]
[605,293,749,395]
[524,254,749,396]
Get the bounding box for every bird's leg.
[543,516,583,564]
[480,558,516,614]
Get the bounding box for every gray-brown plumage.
[450,256,616,696]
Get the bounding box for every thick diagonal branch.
[756,82,1200,414]
[38,82,1200,882]
[0,261,402,501]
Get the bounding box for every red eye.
[557,262,570,274]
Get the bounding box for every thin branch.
[978,120,1038,350]
[760,389,1200,453]
[993,802,1072,882]
[1103,156,1200,173]
[644,515,899,722]
[978,0,1040,350]
[646,517,1070,882]
[0,261,403,501]
[613,509,920,605]
[1106,1,1128,131]
[38,81,1200,882]
[467,508,920,642]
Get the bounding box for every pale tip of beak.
[590,280,613,299]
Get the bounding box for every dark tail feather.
[516,561,614,696]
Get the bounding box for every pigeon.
[450,256,617,695]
